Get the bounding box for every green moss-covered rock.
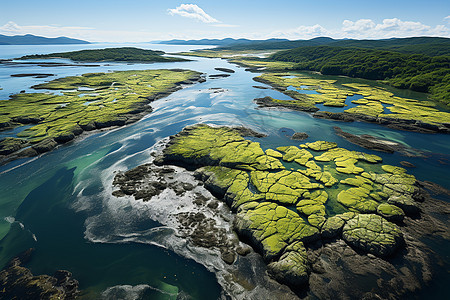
[307,214,326,227]
[342,214,403,257]
[234,202,320,261]
[163,124,284,171]
[0,137,29,155]
[340,175,373,190]
[297,190,329,221]
[250,170,321,205]
[337,187,379,213]
[267,241,309,286]
[276,146,313,165]
[265,148,283,158]
[253,73,450,132]
[377,203,405,222]
[299,161,338,187]
[382,165,407,175]
[321,216,345,238]
[303,141,337,151]
[335,157,364,174]
[386,195,419,216]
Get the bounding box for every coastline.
[0,70,206,166]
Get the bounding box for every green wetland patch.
[253,73,450,133]
[0,69,203,161]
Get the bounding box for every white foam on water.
[4,216,15,224]
[101,283,179,300]
[80,174,295,297]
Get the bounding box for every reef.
[10,73,55,78]
[111,124,449,298]
[253,73,450,134]
[291,132,309,141]
[146,124,446,295]
[333,126,424,156]
[0,249,79,299]
[0,69,204,164]
[209,74,231,79]
[214,67,235,73]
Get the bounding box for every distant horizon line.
[1,33,450,45]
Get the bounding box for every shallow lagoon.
[0,43,449,298]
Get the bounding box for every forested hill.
[19,47,188,62]
[219,37,450,57]
[269,46,450,105]
[0,34,90,45]
[330,37,450,56]
[159,38,289,46]
[215,37,337,51]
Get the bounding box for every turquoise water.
[0,44,449,298]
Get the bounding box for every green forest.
[269,46,450,106]
[219,37,450,56]
[19,47,188,62]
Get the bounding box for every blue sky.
[0,0,449,42]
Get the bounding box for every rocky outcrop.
[116,124,448,297]
[334,126,424,156]
[291,132,309,140]
[214,67,235,73]
[267,242,309,287]
[254,96,319,113]
[342,214,404,257]
[151,124,430,291]
[0,249,79,299]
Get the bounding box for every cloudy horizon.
[1,1,449,42]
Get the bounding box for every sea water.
[0,43,449,299]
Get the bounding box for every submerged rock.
[0,249,79,299]
[214,67,235,73]
[291,132,309,140]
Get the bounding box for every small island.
[19,47,189,63]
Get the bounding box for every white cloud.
[341,18,449,38]
[0,21,167,42]
[168,4,219,23]
[271,24,330,39]
[445,15,450,22]
[0,21,93,36]
[341,19,376,33]
[212,24,239,28]
[272,18,449,40]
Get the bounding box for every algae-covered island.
[0,9,449,300]
[0,69,203,162]
[110,123,443,298]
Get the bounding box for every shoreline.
[0,71,206,166]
